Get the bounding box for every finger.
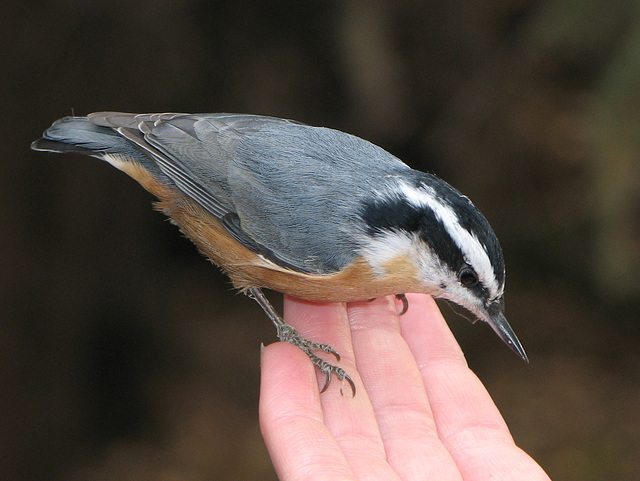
[283,296,401,481]
[259,341,356,481]
[400,294,551,481]
[348,296,463,480]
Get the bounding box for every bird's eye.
[459,267,479,287]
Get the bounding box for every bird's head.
[360,172,528,361]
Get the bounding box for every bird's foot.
[276,322,356,396]
[246,287,356,396]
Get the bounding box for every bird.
[32,112,528,395]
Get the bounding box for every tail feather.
[31,116,141,158]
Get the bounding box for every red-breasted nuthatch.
[32,112,528,395]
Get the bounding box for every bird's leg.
[246,287,356,395]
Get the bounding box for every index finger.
[399,294,510,436]
[399,294,551,481]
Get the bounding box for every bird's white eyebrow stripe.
[395,181,499,295]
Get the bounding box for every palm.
[259,294,551,481]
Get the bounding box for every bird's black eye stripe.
[459,266,479,286]
[360,195,466,274]
[405,172,506,288]
[360,195,423,235]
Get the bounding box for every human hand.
[259,293,551,481]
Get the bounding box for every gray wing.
[92,112,411,274]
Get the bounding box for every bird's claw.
[276,323,355,396]
[395,293,409,315]
[313,355,356,396]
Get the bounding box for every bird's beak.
[482,301,529,362]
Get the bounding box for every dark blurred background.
[2,1,639,480]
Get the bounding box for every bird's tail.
[31,116,135,157]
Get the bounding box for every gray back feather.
[35,113,412,274]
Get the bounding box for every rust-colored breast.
[115,157,430,302]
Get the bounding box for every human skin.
[259,293,551,481]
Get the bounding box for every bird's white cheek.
[436,284,485,319]
[359,231,416,276]
[414,252,455,295]
[415,257,483,315]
